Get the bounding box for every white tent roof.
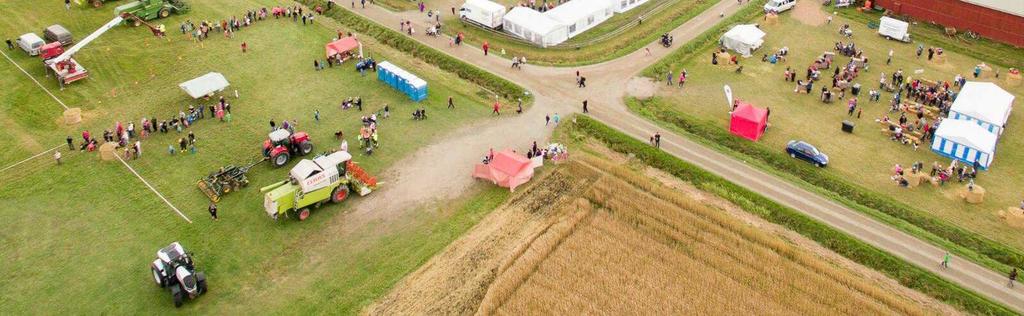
[950,81,1015,126]
[546,0,612,24]
[504,7,562,35]
[934,119,998,153]
[465,0,505,12]
[179,72,230,99]
[723,24,766,46]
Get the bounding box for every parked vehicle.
[150,242,207,307]
[262,129,314,167]
[764,0,796,12]
[43,25,74,46]
[260,151,377,221]
[16,33,45,56]
[786,140,829,167]
[115,0,190,26]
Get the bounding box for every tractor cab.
[150,242,206,307]
[263,129,313,167]
[39,42,64,60]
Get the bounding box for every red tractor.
[263,129,313,167]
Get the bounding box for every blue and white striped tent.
[931,119,998,170]
[949,81,1014,135]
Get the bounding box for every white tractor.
[150,242,207,307]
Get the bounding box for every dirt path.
[335,0,1024,311]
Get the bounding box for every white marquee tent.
[931,119,998,169]
[179,72,230,99]
[503,7,568,47]
[720,24,766,57]
[949,81,1015,135]
[546,0,614,37]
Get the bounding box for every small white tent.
[878,16,911,42]
[179,72,229,99]
[460,0,507,28]
[546,0,615,37]
[931,119,998,169]
[720,24,766,57]
[503,7,568,47]
[949,81,1015,135]
[608,0,650,13]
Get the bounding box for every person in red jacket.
[482,41,490,56]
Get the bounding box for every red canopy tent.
[472,150,535,191]
[730,102,768,141]
[325,37,361,59]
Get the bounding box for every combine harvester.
[261,151,377,221]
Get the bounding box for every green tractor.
[260,151,377,221]
[115,0,189,26]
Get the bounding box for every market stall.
[930,119,997,170]
[729,101,769,141]
[949,81,1015,135]
[179,72,230,99]
[502,7,568,47]
[720,24,766,57]
[325,37,362,62]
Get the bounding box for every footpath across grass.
[568,115,1016,316]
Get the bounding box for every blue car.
[786,140,829,167]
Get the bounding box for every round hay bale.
[962,184,985,204]
[63,108,82,125]
[764,14,779,25]
[718,52,732,65]
[99,142,117,161]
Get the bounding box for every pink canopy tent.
[730,101,768,141]
[472,150,535,191]
[325,37,361,58]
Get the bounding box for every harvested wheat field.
[368,153,958,315]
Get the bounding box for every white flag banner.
[724,85,734,110]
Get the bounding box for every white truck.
[878,16,911,42]
[764,0,796,13]
[15,33,45,56]
[460,0,507,29]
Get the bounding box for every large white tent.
[949,81,1015,135]
[179,72,229,99]
[546,0,614,37]
[720,24,766,57]
[503,7,568,47]
[931,119,998,169]
[609,0,650,13]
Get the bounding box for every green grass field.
[0,0,514,312]
[639,7,1024,255]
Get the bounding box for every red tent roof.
[325,37,359,57]
[472,150,535,191]
[730,102,768,141]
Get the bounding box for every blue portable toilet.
[376,61,428,102]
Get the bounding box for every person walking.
[552,113,560,126]
[314,109,321,122]
[65,0,71,11]
[482,41,490,56]
[1010,268,1018,288]
[886,49,893,65]
[492,100,501,115]
[545,114,550,126]
[208,203,219,220]
[654,132,661,148]
[6,39,14,50]
[582,99,589,113]
[916,44,923,59]
[448,96,455,109]
[66,135,74,150]
[241,42,248,53]
[666,70,673,86]
[54,150,62,165]
[940,252,951,269]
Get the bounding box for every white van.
[16,33,45,56]
[460,0,507,29]
[764,0,796,13]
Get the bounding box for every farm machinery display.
[260,151,377,221]
[41,12,163,88]
[150,242,207,308]
[197,158,266,202]
[115,0,190,25]
[263,129,314,167]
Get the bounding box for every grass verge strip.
[570,115,1015,315]
[299,0,531,101]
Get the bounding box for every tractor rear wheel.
[271,152,290,167]
[298,141,313,156]
[298,208,311,221]
[196,272,208,294]
[331,185,350,203]
[159,8,171,18]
